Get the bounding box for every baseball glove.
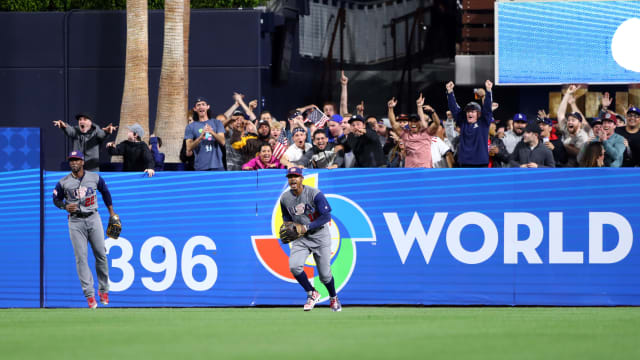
[279,222,306,244]
[106,214,122,239]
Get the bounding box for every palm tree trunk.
[154,0,185,163]
[184,0,190,114]
[114,0,149,162]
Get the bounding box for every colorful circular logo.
[251,173,376,302]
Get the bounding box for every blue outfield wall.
[33,168,640,307]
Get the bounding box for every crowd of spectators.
[54,75,640,174]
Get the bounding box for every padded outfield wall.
[2,142,640,307]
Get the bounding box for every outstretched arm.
[340,71,349,116]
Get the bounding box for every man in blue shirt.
[184,96,226,171]
[446,80,494,167]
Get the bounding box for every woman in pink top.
[387,94,440,168]
[242,144,285,170]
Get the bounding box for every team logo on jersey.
[293,203,306,216]
[251,173,376,302]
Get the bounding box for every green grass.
[1,307,639,360]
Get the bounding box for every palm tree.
[154,0,186,163]
[184,0,191,114]
[114,0,149,162]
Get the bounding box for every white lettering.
[383,212,447,264]
[446,212,498,264]
[504,213,543,264]
[549,212,583,263]
[589,212,633,264]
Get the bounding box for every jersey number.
[84,196,96,207]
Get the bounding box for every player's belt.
[71,212,96,218]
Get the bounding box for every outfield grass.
[1,307,639,360]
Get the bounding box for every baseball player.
[52,151,116,309]
[279,167,342,312]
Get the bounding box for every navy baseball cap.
[567,112,583,121]
[74,113,92,121]
[464,102,481,112]
[348,114,365,124]
[286,167,303,177]
[589,117,602,127]
[513,113,528,122]
[68,151,84,160]
[627,106,640,116]
[193,96,208,105]
[537,117,553,126]
[288,110,302,120]
[232,110,244,117]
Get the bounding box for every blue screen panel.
[496,1,640,84]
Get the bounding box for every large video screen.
[496,0,640,85]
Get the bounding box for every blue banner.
[40,168,640,307]
[496,1,640,84]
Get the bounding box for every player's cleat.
[87,296,98,309]
[303,290,321,311]
[98,291,109,305]
[329,296,342,312]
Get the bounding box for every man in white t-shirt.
[281,127,313,168]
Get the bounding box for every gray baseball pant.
[289,238,333,284]
[68,213,109,298]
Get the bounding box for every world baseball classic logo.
[251,173,376,301]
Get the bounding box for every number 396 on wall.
[105,236,218,292]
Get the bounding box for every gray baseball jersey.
[53,171,113,299]
[279,185,333,283]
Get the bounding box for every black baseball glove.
[106,214,122,239]
[279,222,306,244]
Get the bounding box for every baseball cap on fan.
[68,151,84,161]
[193,96,208,106]
[513,113,528,123]
[127,123,145,138]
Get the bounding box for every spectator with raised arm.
[149,134,165,171]
[557,85,589,167]
[280,127,313,168]
[446,80,494,167]
[388,94,436,168]
[537,111,567,167]
[340,71,349,116]
[53,113,117,172]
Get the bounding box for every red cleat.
[87,297,98,309]
[98,291,109,305]
[303,290,320,311]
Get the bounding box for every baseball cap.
[68,150,84,160]
[464,102,481,112]
[616,114,626,124]
[397,114,409,121]
[408,114,420,122]
[601,112,617,123]
[127,123,145,138]
[524,121,541,134]
[589,117,602,127]
[567,112,583,122]
[74,113,92,121]
[513,113,528,122]
[329,114,343,124]
[627,106,640,116]
[536,117,553,126]
[193,96,208,105]
[232,110,244,117]
[286,167,303,177]
[348,114,365,124]
[257,120,270,128]
[288,110,302,120]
